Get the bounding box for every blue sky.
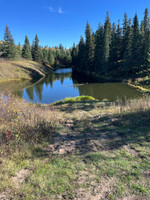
[0,0,149,48]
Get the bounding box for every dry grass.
[0,58,52,82]
[56,95,150,122]
[110,95,150,114]
[0,93,57,154]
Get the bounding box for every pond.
[0,68,142,104]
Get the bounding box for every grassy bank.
[0,58,52,82]
[0,94,150,199]
[127,78,150,94]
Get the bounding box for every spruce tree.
[16,43,22,59]
[141,8,150,75]
[102,12,111,75]
[38,47,43,63]
[48,48,54,66]
[122,19,132,76]
[116,21,122,65]
[42,48,48,65]
[109,23,117,71]
[78,36,85,70]
[122,13,128,58]
[22,36,32,60]
[71,43,79,67]
[32,34,40,62]
[3,25,16,59]
[85,21,94,73]
[145,32,150,72]
[143,8,149,33]
[94,24,104,73]
[131,13,140,74]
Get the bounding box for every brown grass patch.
[0,58,52,82]
[0,92,57,154]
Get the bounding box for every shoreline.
[0,59,53,83]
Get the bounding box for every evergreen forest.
[71,8,150,80]
[0,27,72,67]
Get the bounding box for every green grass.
[128,78,150,94]
[54,95,97,105]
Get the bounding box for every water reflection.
[0,68,142,104]
[23,68,79,103]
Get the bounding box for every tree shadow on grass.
[30,109,150,158]
[55,101,112,113]
[11,63,43,79]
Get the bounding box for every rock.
[0,193,6,200]
[11,168,33,188]
[59,149,66,155]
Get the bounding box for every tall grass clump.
[109,95,150,115]
[0,92,57,154]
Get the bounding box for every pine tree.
[22,36,32,60]
[78,36,85,70]
[94,24,104,73]
[102,12,111,75]
[48,48,54,66]
[141,8,150,75]
[109,23,117,70]
[3,25,16,59]
[85,21,94,73]
[38,47,43,63]
[131,13,140,74]
[143,8,149,33]
[63,51,72,65]
[32,34,40,62]
[122,13,128,58]
[42,48,48,65]
[71,43,79,67]
[122,19,132,76]
[16,43,22,59]
[116,20,122,65]
[144,32,150,74]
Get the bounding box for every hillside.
[0,58,52,82]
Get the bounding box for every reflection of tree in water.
[26,70,72,101]
[77,82,143,101]
[78,84,96,98]
[44,73,55,88]
[35,82,43,101]
[26,86,34,101]
[0,80,33,98]
[55,71,72,85]
[72,70,95,84]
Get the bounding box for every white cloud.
[48,6,55,13]
[58,7,64,14]
[48,6,64,14]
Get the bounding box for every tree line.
[71,8,150,79]
[0,26,72,67]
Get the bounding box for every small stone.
[59,149,66,155]
[0,193,6,200]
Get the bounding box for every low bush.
[0,93,57,154]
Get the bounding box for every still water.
[0,68,142,104]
